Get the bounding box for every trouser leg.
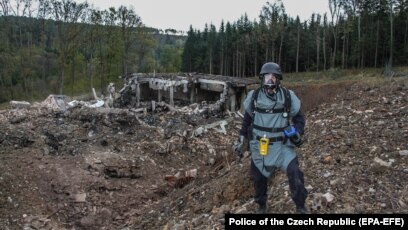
[251,160,268,205]
[286,157,308,208]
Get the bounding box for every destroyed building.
[113,73,258,115]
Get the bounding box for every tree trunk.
[100,61,104,95]
[19,27,22,48]
[317,38,320,72]
[236,47,239,77]
[90,53,94,89]
[243,52,246,77]
[209,50,212,74]
[342,28,346,69]
[265,47,269,62]
[296,26,300,73]
[271,45,275,62]
[328,0,340,69]
[405,17,408,55]
[59,68,65,95]
[236,52,239,77]
[323,29,326,71]
[279,33,283,66]
[361,44,364,68]
[332,33,337,68]
[375,19,379,68]
[23,74,28,98]
[346,32,349,69]
[254,44,258,76]
[225,57,228,76]
[123,48,128,76]
[223,57,226,76]
[239,52,242,77]
[71,58,75,97]
[358,16,361,68]
[220,47,224,75]
[389,2,393,67]
[232,52,235,77]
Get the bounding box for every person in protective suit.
[233,62,309,214]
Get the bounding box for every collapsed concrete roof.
[114,73,259,114]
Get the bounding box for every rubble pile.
[0,77,407,229]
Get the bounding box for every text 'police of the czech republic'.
[229,217,356,227]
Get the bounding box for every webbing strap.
[254,107,285,114]
[252,124,286,133]
[256,135,284,143]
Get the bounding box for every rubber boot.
[296,206,310,214]
[257,203,268,214]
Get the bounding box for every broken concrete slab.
[42,95,70,111]
[114,73,258,114]
[10,100,31,109]
[85,100,105,108]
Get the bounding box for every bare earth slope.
[0,78,407,229]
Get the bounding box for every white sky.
[81,0,329,32]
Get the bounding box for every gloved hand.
[232,135,245,157]
[284,126,303,147]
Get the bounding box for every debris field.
[0,77,407,229]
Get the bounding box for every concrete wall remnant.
[114,73,258,114]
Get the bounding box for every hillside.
[0,77,407,229]
[0,15,186,104]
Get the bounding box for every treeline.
[0,0,184,103]
[182,0,408,77]
[2,0,407,103]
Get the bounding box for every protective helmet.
[259,62,282,80]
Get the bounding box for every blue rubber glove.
[284,126,303,147]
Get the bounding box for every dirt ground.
[0,77,407,230]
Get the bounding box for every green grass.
[245,66,408,95]
[0,102,10,110]
[284,67,408,87]
[284,68,384,84]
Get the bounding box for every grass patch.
[0,102,9,110]
[284,68,385,84]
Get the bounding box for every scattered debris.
[73,193,87,203]
[85,100,105,108]
[10,100,31,109]
[0,77,407,229]
[374,157,392,167]
[165,169,198,188]
[42,95,69,111]
[399,150,408,156]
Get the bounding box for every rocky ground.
[0,77,407,230]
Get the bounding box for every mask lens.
[263,74,274,84]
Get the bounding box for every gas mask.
[262,73,279,95]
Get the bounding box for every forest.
[182,0,408,77]
[0,0,184,103]
[1,0,408,103]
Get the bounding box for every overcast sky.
[80,0,329,32]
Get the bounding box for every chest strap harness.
[250,87,292,145]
